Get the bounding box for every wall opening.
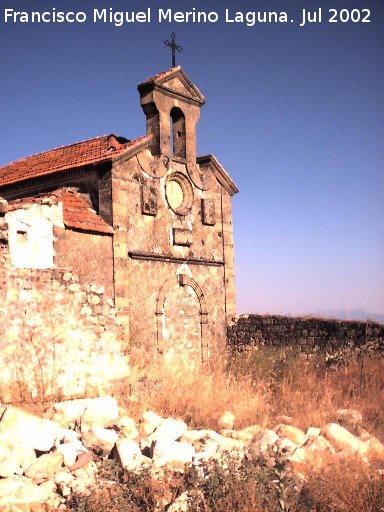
[16,230,28,245]
[170,107,186,158]
[143,102,160,155]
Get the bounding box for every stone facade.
[228,314,384,354]
[0,67,239,368]
[106,68,238,360]
[111,151,236,361]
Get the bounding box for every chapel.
[0,67,238,362]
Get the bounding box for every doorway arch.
[155,274,209,363]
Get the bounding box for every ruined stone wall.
[228,314,384,353]
[112,153,233,360]
[0,247,128,402]
[54,227,114,298]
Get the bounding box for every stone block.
[25,452,64,483]
[366,437,384,461]
[201,198,216,225]
[114,438,143,470]
[148,418,188,444]
[321,423,368,456]
[218,411,235,431]
[275,425,307,446]
[82,427,118,454]
[141,182,158,216]
[56,440,88,467]
[0,407,61,453]
[80,396,119,431]
[0,476,51,507]
[0,439,36,478]
[119,416,139,440]
[152,440,195,469]
[172,228,192,247]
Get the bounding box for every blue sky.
[1,0,383,317]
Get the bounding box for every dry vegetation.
[122,345,384,440]
[68,449,384,512]
[7,341,384,511]
[70,344,383,512]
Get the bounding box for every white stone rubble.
[218,410,235,430]
[82,426,118,454]
[0,406,61,452]
[0,398,383,510]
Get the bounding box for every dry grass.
[62,343,384,512]
[301,457,384,512]
[118,346,384,441]
[119,350,271,430]
[270,352,384,438]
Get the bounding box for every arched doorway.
[156,274,208,364]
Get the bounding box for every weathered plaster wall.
[228,314,384,353]
[5,203,62,269]
[1,194,114,298]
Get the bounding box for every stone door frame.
[155,273,209,362]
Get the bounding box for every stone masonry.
[228,314,384,354]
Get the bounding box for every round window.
[166,180,184,210]
[165,173,193,215]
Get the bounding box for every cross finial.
[164,32,182,67]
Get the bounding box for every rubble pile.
[0,397,383,510]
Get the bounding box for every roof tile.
[6,188,113,235]
[0,134,146,187]
[61,191,113,234]
[139,67,180,86]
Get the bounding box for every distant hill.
[312,309,384,324]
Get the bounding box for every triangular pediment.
[138,67,205,106]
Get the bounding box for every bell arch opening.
[170,107,186,158]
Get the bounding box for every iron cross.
[164,32,182,67]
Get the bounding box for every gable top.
[0,135,148,188]
[6,188,113,235]
[138,66,205,106]
[139,67,177,85]
[197,155,239,197]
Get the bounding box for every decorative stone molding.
[140,181,158,216]
[172,228,192,247]
[128,251,224,267]
[201,198,216,226]
[155,274,209,362]
[165,172,193,216]
[136,151,170,178]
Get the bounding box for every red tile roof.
[6,188,113,235]
[0,134,147,188]
[139,67,180,86]
[60,190,113,234]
